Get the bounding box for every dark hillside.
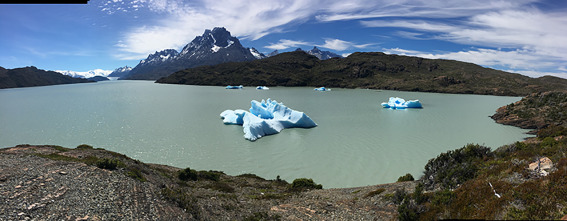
[157,51,567,96]
[0,66,93,89]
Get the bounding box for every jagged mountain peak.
[123,27,256,80]
[249,47,267,59]
[140,49,179,65]
[268,50,280,57]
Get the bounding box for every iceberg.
[256,86,269,90]
[220,98,317,141]
[314,87,330,91]
[226,85,243,89]
[381,97,422,109]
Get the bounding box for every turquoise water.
[0,81,531,188]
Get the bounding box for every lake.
[0,81,531,188]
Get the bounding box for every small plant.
[365,188,386,198]
[237,173,266,180]
[290,178,323,190]
[198,170,222,181]
[76,144,93,149]
[178,168,198,181]
[127,168,146,182]
[53,146,69,152]
[397,173,415,182]
[96,158,120,170]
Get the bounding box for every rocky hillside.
[0,66,93,89]
[0,145,415,220]
[492,91,567,130]
[157,51,567,96]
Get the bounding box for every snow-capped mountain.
[123,27,257,80]
[108,66,132,78]
[285,47,342,60]
[267,50,280,57]
[306,47,342,60]
[56,69,113,79]
[249,47,267,59]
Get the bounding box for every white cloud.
[317,38,372,51]
[109,0,566,78]
[316,0,539,21]
[382,47,567,78]
[114,0,319,59]
[264,39,310,50]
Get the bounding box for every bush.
[178,168,198,181]
[422,144,492,190]
[413,183,426,204]
[398,195,418,221]
[127,168,146,182]
[397,173,415,182]
[365,188,386,198]
[198,170,222,181]
[76,144,93,149]
[290,178,323,190]
[96,158,120,170]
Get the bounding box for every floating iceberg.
[226,85,243,89]
[381,97,422,109]
[314,87,330,91]
[220,98,317,141]
[256,86,269,90]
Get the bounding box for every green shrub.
[290,178,323,190]
[96,158,120,170]
[237,173,266,180]
[76,144,93,149]
[127,168,146,182]
[413,183,426,204]
[422,144,492,190]
[397,173,415,182]
[178,168,198,181]
[541,137,557,148]
[365,188,386,198]
[398,195,418,221]
[431,189,454,206]
[198,170,222,181]
[392,189,407,205]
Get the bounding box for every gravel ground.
[0,145,415,220]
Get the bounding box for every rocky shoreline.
[0,145,414,220]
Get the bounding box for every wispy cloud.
[113,0,319,59]
[109,0,566,77]
[264,39,310,50]
[383,47,567,78]
[317,39,372,51]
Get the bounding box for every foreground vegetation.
[395,125,567,220]
[157,51,567,96]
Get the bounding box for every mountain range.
[0,66,93,89]
[121,27,340,80]
[156,51,567,96]
[121,27,257,80]
[108,66,132,78]
[56,69,113,79]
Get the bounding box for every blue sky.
[1,0,566,78]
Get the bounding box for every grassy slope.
[157,51,567,96]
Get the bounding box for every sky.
[1,0,566,78]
